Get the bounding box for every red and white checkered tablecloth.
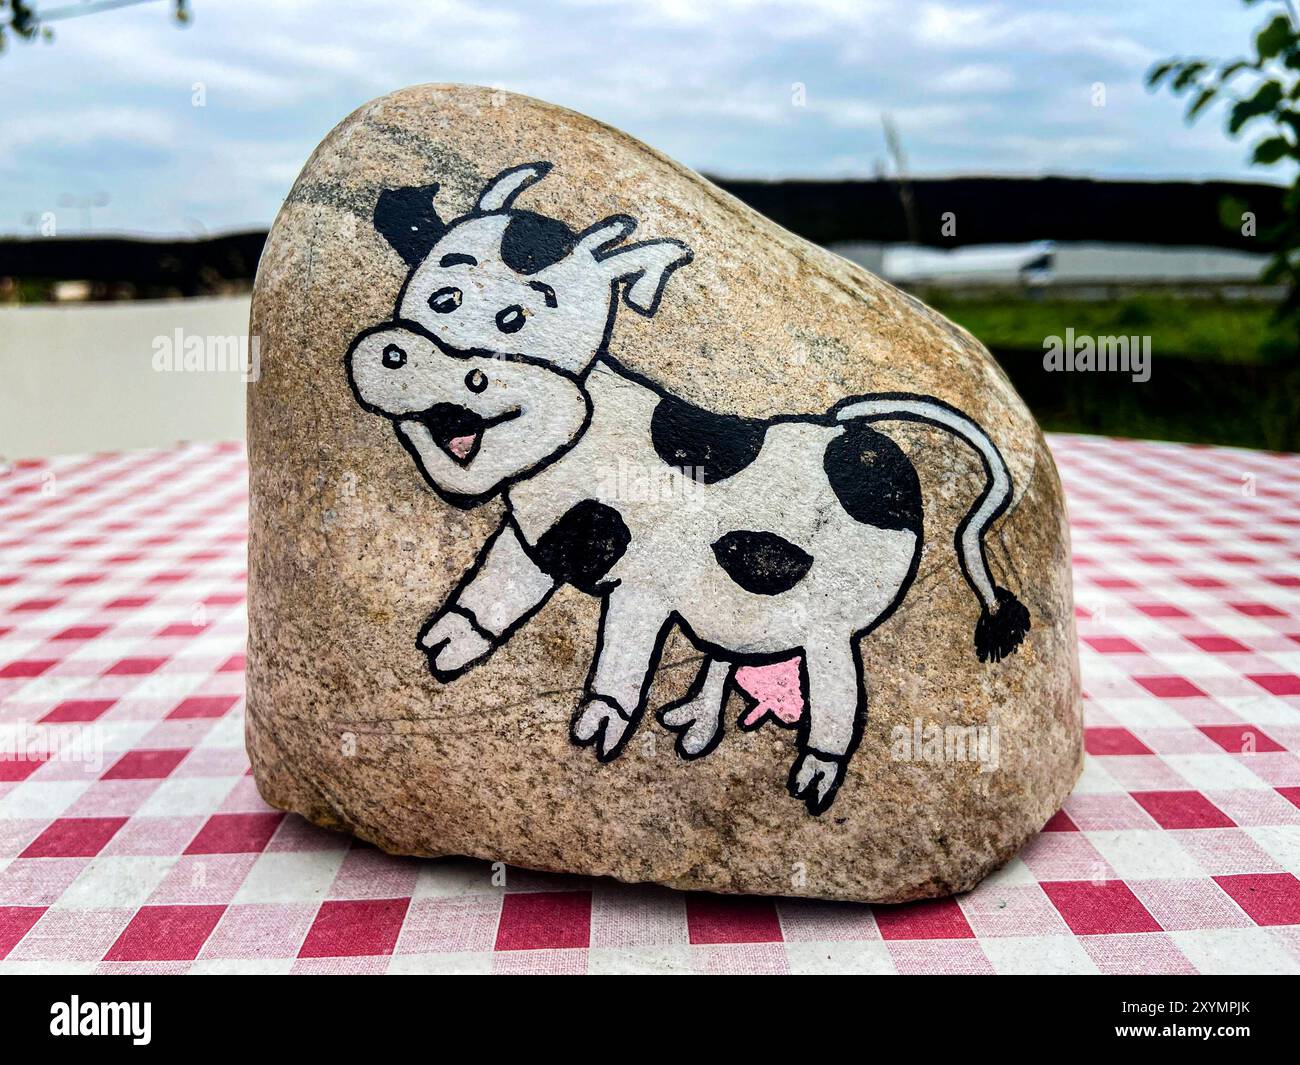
[0,434,1298,975]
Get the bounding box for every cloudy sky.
[0,0,1285,236]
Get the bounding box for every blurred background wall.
[0,297,247,457]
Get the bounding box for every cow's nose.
[381,343,407,369]
[465,368,488,394]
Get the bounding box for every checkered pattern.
[1,435,1298,974]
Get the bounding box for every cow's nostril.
[465,369,488,394]
[429,286,462,314]
[496,305,525,334]
[381,343,407,369]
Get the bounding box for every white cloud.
[932,63,1015,94]
[0,0,1280,235]
[0,106,178,156]
[58,23,304,106]
[914,2,1159,67]
[820,99,988,134]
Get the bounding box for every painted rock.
[248,84,1082,903]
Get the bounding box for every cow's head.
[346,162,692,506]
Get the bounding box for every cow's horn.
[477,161,552,213]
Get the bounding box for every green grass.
[914,292,1299,450]
[923,293,1295,365]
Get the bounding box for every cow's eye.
[381,344,407,369]
[496,305,526,334]
[439,253,477,268]
[429,286,462,314]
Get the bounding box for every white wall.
[0,296,251,460]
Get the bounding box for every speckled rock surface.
[247,83,1082,903]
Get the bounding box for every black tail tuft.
[975,586,1031,663]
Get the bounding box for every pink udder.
[733,657,804,727]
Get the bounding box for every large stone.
[247,84,1082,903]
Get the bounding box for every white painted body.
[509,361,918,657]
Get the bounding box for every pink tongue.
[447,433,478,459]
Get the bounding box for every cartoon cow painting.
[345,162,1030,814]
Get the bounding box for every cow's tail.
[834,393,1030,663]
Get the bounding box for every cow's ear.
[374,183,447,267]
[597,238,694,316]
[573,214,637,257]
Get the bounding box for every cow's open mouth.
[408,403,521,467]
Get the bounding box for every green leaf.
[1256,14,1293,60]
[1229,79,1285,132]
[1146,60,1176,88]
[1219,194,1248,231]
[1188,86,1219,119]
[1252,135,1293,163]
[1173,61,1208,91]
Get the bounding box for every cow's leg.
[657,657,730,759]
[788,635,863,815]
[571,591,668,761]
[418,520,557,682]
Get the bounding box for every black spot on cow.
[530,500,630,593]
[825,423,923,533]
[499,210,577,274]
[711,530,813,596]
[650,396,766,484]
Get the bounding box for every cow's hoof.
[419,611,492,682]
[787,751,845,815]
[657,699,723,760]
[571,696,633,761]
